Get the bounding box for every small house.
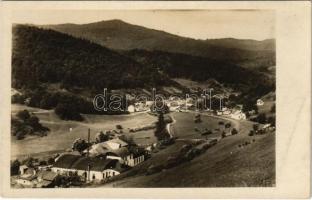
[257,99,264,106]
[127,105,135,113]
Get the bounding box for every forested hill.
[12,25,171,90]
[124,49,275,96]
[43,20,275,70]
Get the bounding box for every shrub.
[12,93,26,104]
[55,103,83,121]
[146,164,164,175]
[116,125,123,130]
[47,157,55,165]
[17,110,30,121]
[231,128,238,135]
[11,159,20,176]
[248,130,254,136]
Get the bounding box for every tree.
[253,124,259,132]
[194,114,202,123]
[257,113,267,124]
[116,125,123,130]
[231,128,238,135]
[72,138,89,154]
[154,112,169,141]
[47,157,55,165]
[267,116,276,126]
[270,104,276,113]
[95,131,109,143]
[225,122,231,129]
[55,102,83,121]
[11,159,20,175]
[17,110,30,121]
[25,115,41,131]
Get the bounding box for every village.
[11,92,275,188]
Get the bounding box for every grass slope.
[97,113,275,187]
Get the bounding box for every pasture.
[11,104,157,160]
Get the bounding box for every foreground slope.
[94,113,275,187]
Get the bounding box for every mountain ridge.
[40,19,275,69]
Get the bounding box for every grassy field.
[11,104,157,160]
[170,112,239,139]
[96,114,275,187]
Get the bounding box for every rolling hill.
[42,20,275,69]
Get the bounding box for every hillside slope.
[42,20,275,69]
[96,119,275,187]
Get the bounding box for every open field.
[11,104,157,160]
[95,116,275,187]
[170,112,239,139]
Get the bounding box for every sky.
[12,10,275,40]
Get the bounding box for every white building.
[127,105,135,113]
[51,154,122,181]
[257,99,264,106]
[230,110,246,120]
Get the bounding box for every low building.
[106,147,145,167]
[51,154,121,181]
[16,173,37,187]
[19,165,29,175]
[16,167,37,187]
[230,110,246,120]
[127,105,135,113]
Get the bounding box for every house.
[257,99,264,106]
[104,138,128,150]
[19,165,29,175]
[127,105,135,113]
[36,170,59,188]
[51,154,121,181]
[16,173,37,187]
[16,167,37,187]
[106,146,145,167]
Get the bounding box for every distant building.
[257,99,264,106]
[127,105,135,113]
[230,110,246,120]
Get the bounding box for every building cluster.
[127,96,265,121]
[15,137,147,188]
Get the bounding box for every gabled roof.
[53,154,119,172]
[105,138,128,147]
[53,154,81,169]
[84,142,112,157]
[37,170,58,181]
[106,147,130,158]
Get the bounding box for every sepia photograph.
[10,9,276,188]
[0,1,310,198]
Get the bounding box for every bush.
[180,144,192,154]
[11,159,20,175]
[12,93,26,104]
[47,157,55,165]
[248,130,254,136]
[116,125,123,130]
[17,110,30,121]
[55,103,83,121]
[146,164,164,175]
[231,128,238,135]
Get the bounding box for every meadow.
[11,104,157,160]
